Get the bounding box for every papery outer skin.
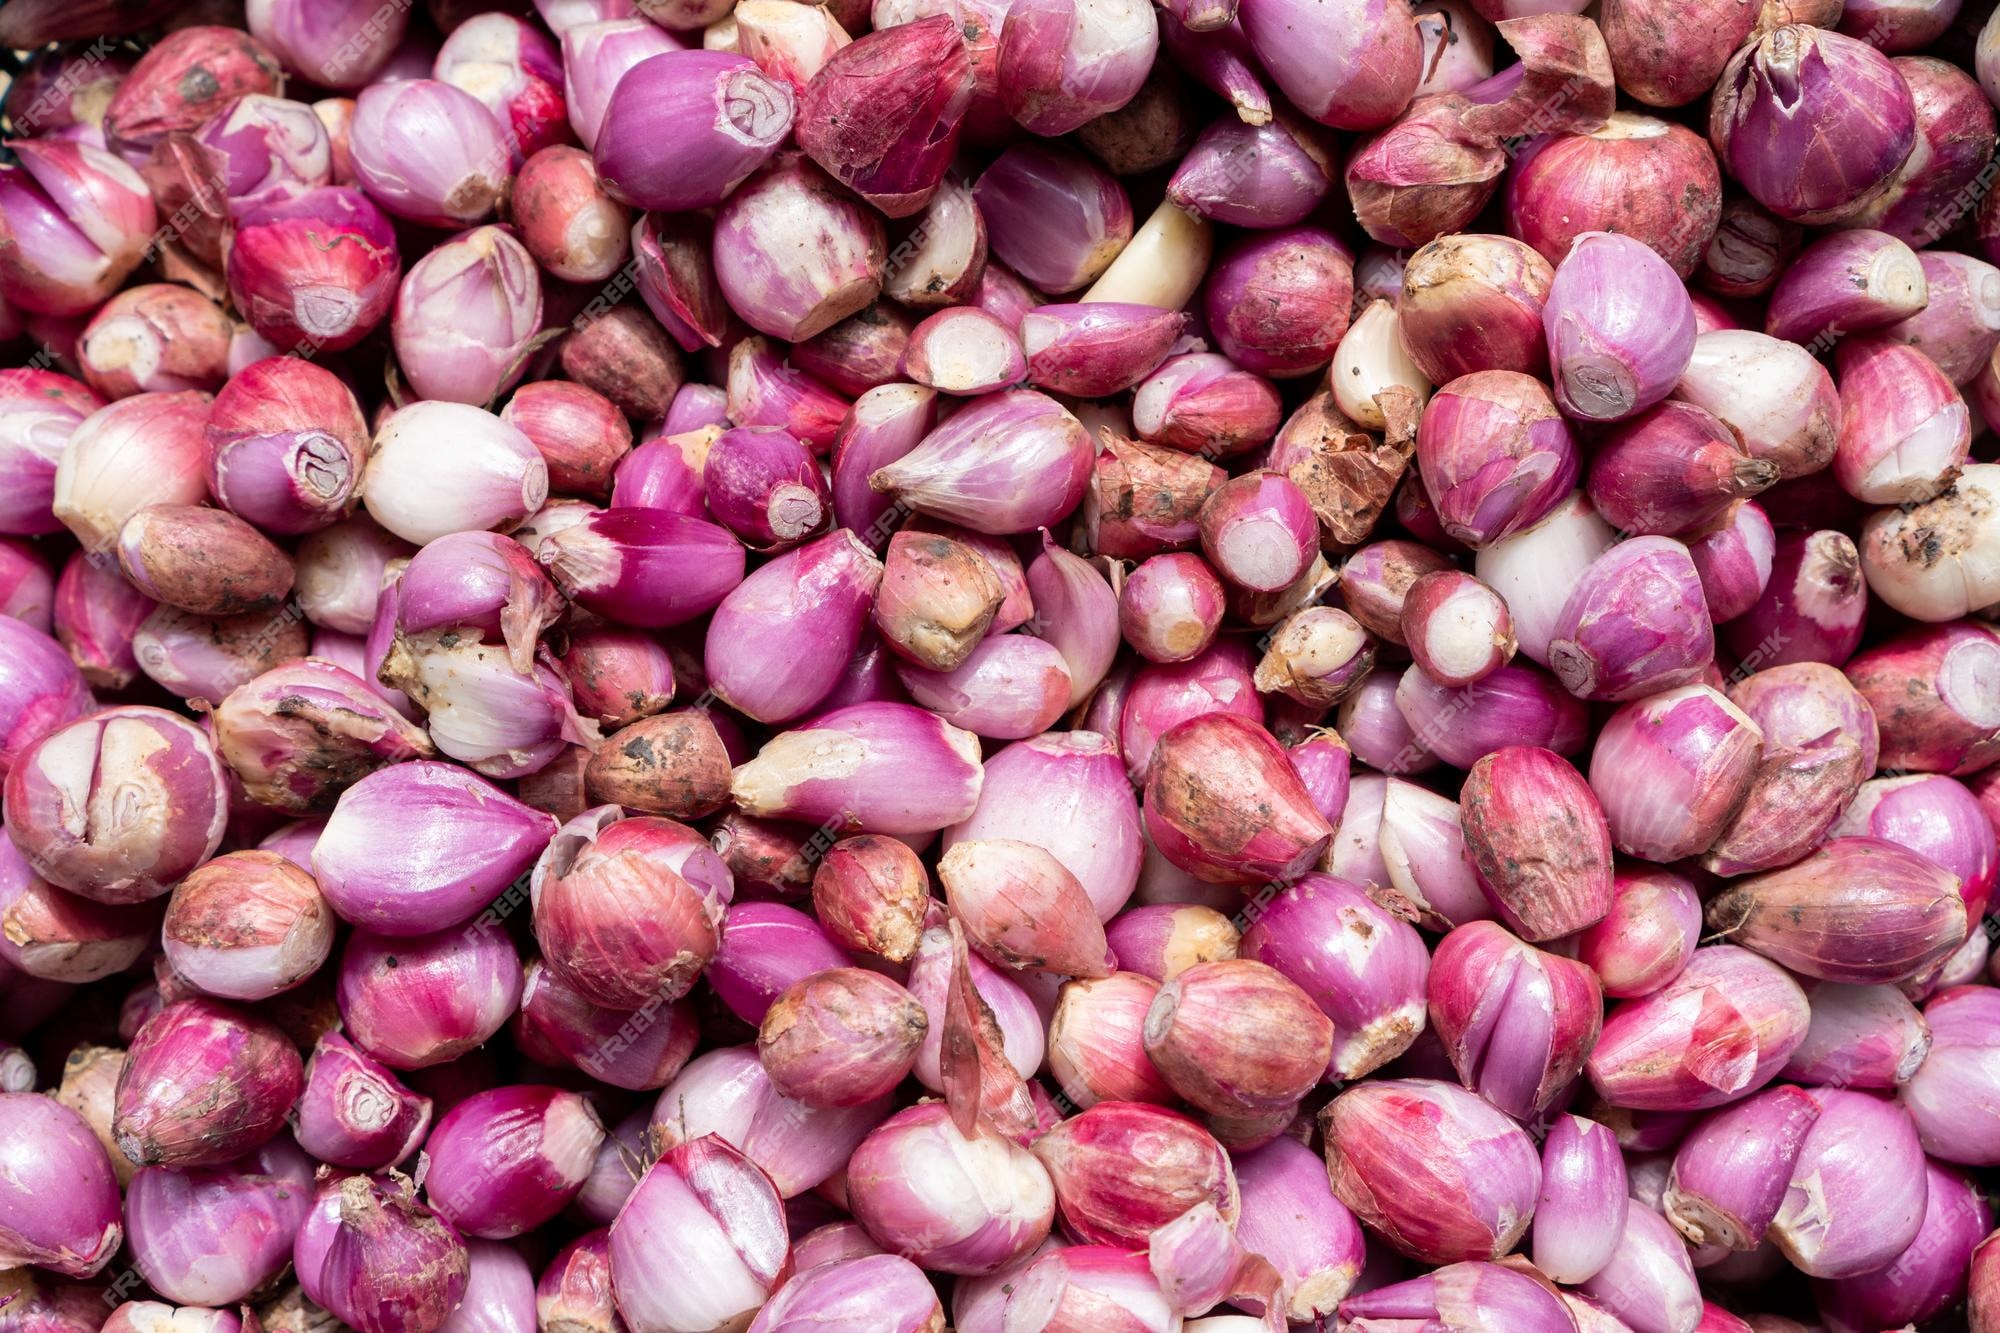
[1769,1089,1928,1278]
[730,702,984,835]
[795,15,972,216]
[530,807,727,1011]
[227,187,399,355]
[756,966,927,1106]
[1577,866,1702,999]
[112,996,304,1168]
[1586,400,1776,539]
[1426,919,1604,1119]
[423,1085,605,1239]
[1319,1077,1542,1264]
[1705,836,1969,984]
[212,658,436,815]
[1506,114,1723,279]
[650,1046,892,1198]
[336,924,525,1070]
[300,1172,471,1333]
[608,1138,790,1333]
[1167,110,1337,229]
[3,705,229,906]
[1533,1114,1627,1284]
[0,837,151,983]
[1030,1102,1237,1247]
[1142,711,1332,885]
[1586,945,1810,1110]
[1901,985,2000,1164]
[1709,25,1918,225]
[906,916,1045,1091]
[161,849,334,1001]
[1048,972,1177,1108]
[1663,1084,1821,1253]
[1022,304,1188,399]
[116,504,296,618]
[1548,536,1715,703]
[1588,685,1765,863]
[844,1101,1055,1275]
[1846,622,2000,775]
[1237,872,1429,1081]
[316,756,560,932]
[0,1093,122,1278]
[746,1254,944,1333]
[125,1136,313,1304]
[869,390,1094,537]
[1544,230,1697,423]
[944,730,1142,922]
[1202,225,1354,378]
[704,530,883,724]
[1143,957,1333,1116]
[1458,744,1613,940]
[432,14,568,164]
[1416,370,1578,548]
[940,838,1114,977]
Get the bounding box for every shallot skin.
[8,6,2000,1333]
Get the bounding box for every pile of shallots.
[4,0,2000,1330]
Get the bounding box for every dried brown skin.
[559,304,686,420]
[502,383,633,500]
[1701,738,1864,876]
[105,26,282,155]
[874,529,1006,670]
[214,675,437,814]
[1085,431,1226,559]
[1030,1103,1239,1246]
[516,745,593,823]
[939,918,1038,1142]
[163,850,323,952]
[1142,959,1333,1117]
[1276,391,1418,550]
[56,1045,133,1186]
[1601,0,1761,108]
[1459,746,1615,942]
[1076,62,1198,177]
[813,834,930,963]
[120,505,296,617]
[756,967,928,1106]
[585,712,732,818]
[712,812,817,897]
[1705,838,1969,984]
